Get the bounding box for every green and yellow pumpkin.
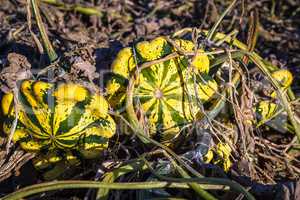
[255,69,293,123]
[106,37,218,142]
[204,143,232,172]
[1,80,116,168]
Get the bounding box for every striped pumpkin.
[106,37,218,142]
[1,80,116,163]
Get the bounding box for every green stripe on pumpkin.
[152,100,164,141]
[55,138,79,149]
[56,118,112,139]
[163,99,188,124]
[55,95,92,135]
[141,68,158,88]
[79,135,108,150]
[135,95,153,104]
[159,60,172,88]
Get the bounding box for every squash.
[204,143,232,172]
[271,69,293,89]
[106,37,218,142]
[255,69,293,123]
[1,80,116,166]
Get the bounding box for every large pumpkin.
[1,80,116,161]
[106,37,218,142]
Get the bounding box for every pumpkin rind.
[106,37,217,141]
[2,80,116,161]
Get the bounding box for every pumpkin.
[106,37,218,142]
[255,69,293,123]
[271,69,293,89]
[1,80,116,167]
[204,143,232,172]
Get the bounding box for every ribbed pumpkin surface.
[106,37,218,141]
[2,80,116,155]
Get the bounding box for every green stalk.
[96,161,147,200]
[41,0,102,16]
[165,153,217,200]
[2,177,256,200]
[31,0,58,62]
[143,156,255,200]
[206,0,237,41]
[96,160,230,200]
[2,181,191,200]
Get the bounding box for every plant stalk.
[2,181,192,200]
[30,0,58,62]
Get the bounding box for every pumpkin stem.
[30,0,58,62]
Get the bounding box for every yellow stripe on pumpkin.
[32,81,53,134]
[161,101,181,141]
[57,94,109,138]
[53,83,89,102]
[85,93,109,118]
[192,50,210,74]
[16,111,48,139]
[19,140,44,152]
[1,93,14,116]
[32,81,53,104]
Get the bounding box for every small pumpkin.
[255,69,293,123]
[106,37,218,142]
[1,80,116,167]
[271,69,293,89]
[256,100,278,122]
[204,143,232,172]
[268,69,293,98]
